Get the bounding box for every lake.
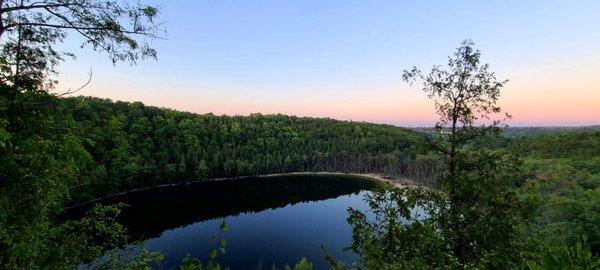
[71,174,381,269]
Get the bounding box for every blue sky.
[59,0,600,126]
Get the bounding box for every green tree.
[345,40,522,269]
[402,39,517,264]
[0,0,163,89]
[0,0,163,268]
[196,160,210,180]
[402,39,509,176]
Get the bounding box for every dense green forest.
[502,126,600,138]
[512,131,600,256]
[62,96,437,202]
[61,98,600,268]
[39,95,600,260]
[4,90,599,268]
[2,91,599,268]
[1,1,598,267]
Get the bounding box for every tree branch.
[42,6,112,51]
[58,67,92,97]
[2,2,84,13]
[4,22,159,37]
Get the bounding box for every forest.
[1,1,599,268]
[511,131,600,256]
[3,90,598,268]
[68,97,600,261]
[61,96,436,202]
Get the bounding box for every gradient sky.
[57,0,600,127]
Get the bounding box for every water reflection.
[68,174,379,269]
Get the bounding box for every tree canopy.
[0,2,598,268]
[0,0,163,90]
[0,0,164,268]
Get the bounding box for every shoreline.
[67,172,426,209]
[247,171,425,189]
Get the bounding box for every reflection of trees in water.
[67,175,377,240]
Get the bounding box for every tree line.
[61,96,438,202]
[2,1,598,267]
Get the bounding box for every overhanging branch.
[3,22,160,38]
[2,2,80,13]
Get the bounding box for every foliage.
[0,87,432,268]
[501,126,600,138]
[342,128,600,269]
[0,85,94,268]
[512,131,600,161]
[401,41,521,264]
[522,238,600,270]
[334,40,600,269]
[403,39,510,155]
[515,132,600,256]
[0,0,164,89]
[347,187,453,269]
[288,257,314,270]
[1,2,598,267]
[439,149,523,262]
[0,0,163,268]
[179,219,228,270]
[337,40,600,269]
[87,245,164,270]
[347,149,523,269]
[58,96,432,202]
[53,204,128,266]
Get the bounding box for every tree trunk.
[449,95,467,263]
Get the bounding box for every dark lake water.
[71,174,380,269]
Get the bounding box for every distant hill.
[501,126,600,137]
[62,96,436,202]
[410,126,600,137]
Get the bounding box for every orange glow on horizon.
[59,57,599,127]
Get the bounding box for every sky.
[58,0,600,127]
